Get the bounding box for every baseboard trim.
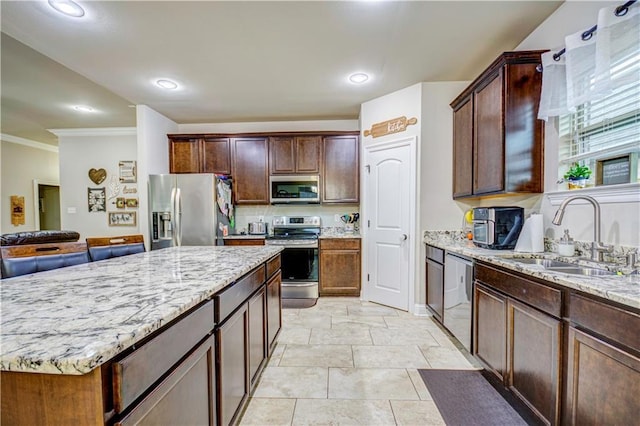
[413,304,430,316]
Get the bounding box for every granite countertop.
[0,246,282,375]
[424,231,639,310]
[320,227,361,239]
[223,234,266,239]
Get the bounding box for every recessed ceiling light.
[73,105,94,112]
[156,79,179,90]
[348,72,370,84]
[48,0,85,18]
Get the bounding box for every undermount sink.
[506,256,616,276]
[546,267,616,276]
[511,258,576,268]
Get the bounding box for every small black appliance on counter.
[472,206,524,249]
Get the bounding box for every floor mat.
[418,369,529,426]
[282,298,317,309]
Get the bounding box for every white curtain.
[538,51,568,121]
[538,2,640,118]
[595,3,640,93]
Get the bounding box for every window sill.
[546,182,640,206]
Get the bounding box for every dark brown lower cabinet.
[319,238,361,296]
[474,263,562,425]
[565,326,640,425]
[425,245,444,322]
[216,304,249,426]
[507,298,561,425]
[266,271,282,352]
[474,283,507,382]
[248,286,266,389]
[116,336,216,426]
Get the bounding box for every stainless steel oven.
[265,216,320,299]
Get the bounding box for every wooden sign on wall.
[11,195,25,226]
[364,116,418,138]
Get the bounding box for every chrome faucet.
[552,195,612,262]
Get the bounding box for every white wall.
[1,136,59,234]
[517,1,639,247]
[52,128,137,240]
[136,105,178,248]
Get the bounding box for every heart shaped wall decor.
[88,168,107,185]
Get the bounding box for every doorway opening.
[37,184,61,230]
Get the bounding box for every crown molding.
[47,127,137,137]
[547,183,640,205]
[1,133,59,153]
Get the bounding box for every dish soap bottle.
[558,229,575,256]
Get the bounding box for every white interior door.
[364,139,414,311]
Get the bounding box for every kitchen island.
[1,245,283,425]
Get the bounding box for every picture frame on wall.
[88,187,106,212]
[115,197,126,209]
[119,160,137,184]
[108,211,137,226]
[125,198,138,208]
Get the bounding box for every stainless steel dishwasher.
[443,253,473,351]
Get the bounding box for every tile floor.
[239,297,481,425]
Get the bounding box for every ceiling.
[1,1,563,146]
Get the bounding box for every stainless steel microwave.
[270,175,320,204]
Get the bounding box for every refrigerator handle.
[170,187,178,246]
[175,188,182,246]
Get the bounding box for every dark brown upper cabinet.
[269,136,321,175]
[322,135,359,204]
[169,137,231,175]
[231,137,269,205]
[450,50,546,199]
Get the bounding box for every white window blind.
[558,51,640,182]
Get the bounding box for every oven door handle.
[267,242,318,249]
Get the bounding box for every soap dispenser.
[558,229,575,256]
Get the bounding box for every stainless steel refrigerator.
[148,174,233,250]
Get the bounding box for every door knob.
[400,234,408,242]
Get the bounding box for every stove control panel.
[272,216,321,227]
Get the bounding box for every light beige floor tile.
[383,316,442,330]
[267,342,286,366]
[282,314,332,329]
[332,315,388,329]
[253,366,328,398]
[309,327,373,345]
[419,345,476,369]
[352,345,430,368]
[298,304,349,316]
[407,369,433,401]
[328,368,419,400]
[348,305,399,317]
[390,400,446,426]
[292,399,396,425]
[370,328,440,346]
[277,327,312,345]
[239,397,295,426]
[279,344,354,367]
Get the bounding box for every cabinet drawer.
[320,238,360,250]
[115,335,215,426]
[475,263,562,318]
[266,254,281,279]
[569,293,640,352]
[112,300,214,413]
[426,245,444,263]
[215,265,265,324]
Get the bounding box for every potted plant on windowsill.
[564,163,592,189]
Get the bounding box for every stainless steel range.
[265,216,320,299]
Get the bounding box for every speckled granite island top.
[424,231,639,310]
[0,246,282,375]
